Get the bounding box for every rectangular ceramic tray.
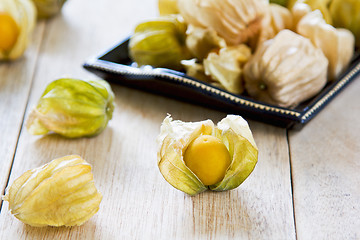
[83,38,360,129]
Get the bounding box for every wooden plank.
[289,76,360,239]
[188,122,296,240]
[0,23,45,201]
[0,90,296,239]
[0,0,296,238]
[0,0,156,201]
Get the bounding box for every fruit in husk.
[0,0,36,60]
[244,30,328,108]
[2,155,102,227]
[129,15,190,70]
[26,78,115,138]
[184,135,231,186]
[157,115,258,196]
[0,13,19,51]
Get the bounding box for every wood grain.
[0,1,295,238]
[0,87,296,239]
[289,78,360,240]
[0,23,45,201]
[1,0,359,239]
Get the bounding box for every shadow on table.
[188,189,269,238]
[31,126,116,170]
[21,219,115,239]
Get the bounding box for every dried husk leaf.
[185,25,226,60]
[0,0,36,60]
[157,116,212,195]
[288,0,332,24]
[297,10,355,81]
[291,2,311,29]
[26,78,114,138]
[177,0,269,46]
[249,3,293,50]
[210,115,258,191]
[181,59,213,83]
[269,4,293,33]
[203,44,251,94]
[305,0,333,25]
[2,155,102,227]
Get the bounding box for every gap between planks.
[0,21,47,213]
[287,129,298,240]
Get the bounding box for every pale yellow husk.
[296,10,355,81]
[2,155,102,227]
[244,30,328,108]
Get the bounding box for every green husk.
[32,0,67,19]
[330,0,360,47]
[26,78,114,138]
[129,15,190,70]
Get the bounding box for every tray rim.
[83,39,360,128]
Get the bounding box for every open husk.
[157,115,258,195]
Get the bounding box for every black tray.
[83,38,360,129]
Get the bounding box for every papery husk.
[269,4,293,33]
[26,78,114,138]
[2,155,102,227]
[287,0,332,24]
[177,0,269,46]
[244,29,328,108]
[297,10,355,81]
[203,45,251,94]
[0,0,36,60]
[157,115,258,195]
[181,59,212,83]
[249,3,293,50]
[157,116,212,195]
[210,115,258,191]
[306,0,332,24]
[181,59,225,90]
[185,25,226,60]
[291,2,311,29]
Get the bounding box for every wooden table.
[0,0,359,239]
